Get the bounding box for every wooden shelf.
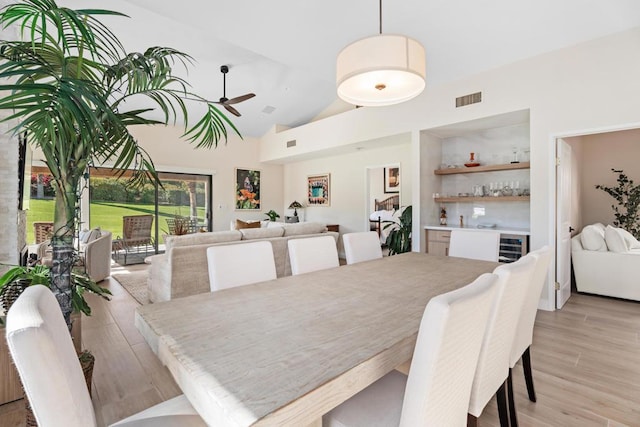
[434,162,530,175]
[435,196,530,203]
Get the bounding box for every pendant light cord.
[379,0,382,34]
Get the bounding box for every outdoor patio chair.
[115,215,155,265]
[166,216,199,235]
[33,221,54,244]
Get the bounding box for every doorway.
[365,163,401,245]
[552,123,640,309]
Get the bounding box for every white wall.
[260,27,640,310]
[283,140,413,240]
[129,125,284,231]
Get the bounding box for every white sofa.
[147,222,338,302]
[572,223,640,301]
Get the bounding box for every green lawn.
[26,199,205,243]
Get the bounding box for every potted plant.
[383,205,413,255]
[265,210,280,221]
[0,0,240,328]
[596,169,640,238]
[0,264,111,324]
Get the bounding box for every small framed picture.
[307,173,330,206]
[384,166,400,193]
[235,168,261,210]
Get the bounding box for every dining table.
[135,252,498,426]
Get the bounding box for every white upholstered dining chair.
[467,255,537,427]
[507,246,552,426]
[343,231,383,265]
[207,241,277,291]
[288,235,339,275]
[448,229,501,262]
[323,272,500,427]
[5,285,205,427]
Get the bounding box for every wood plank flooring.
[1,262,639,426]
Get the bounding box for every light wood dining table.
[135,252,498,426]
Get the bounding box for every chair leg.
[507,369,518,427]
[496,380,509,427]
[467,413,479,427]
[522,346,536,402]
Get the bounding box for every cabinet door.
[427,241,449,256]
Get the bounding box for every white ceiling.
[61,0,640,138]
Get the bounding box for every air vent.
[455,92,482,108]
[286,140,296,148]
[262,105,276,114]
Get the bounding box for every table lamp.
[288,200,303,217]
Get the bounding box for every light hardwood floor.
[1,262,639,426]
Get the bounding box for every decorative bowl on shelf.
[464,162,480,167]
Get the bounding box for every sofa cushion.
[240,227,285,240]
[618,227,640,249]
[236,219,261,230]
[282,222,327,236]
[605,225,628,253]
[580,224,607,251]
[165,230,242,249]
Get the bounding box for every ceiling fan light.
[336,34,426,107]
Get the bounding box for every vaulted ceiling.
[61,0,640,137]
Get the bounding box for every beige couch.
[147,222,338,302]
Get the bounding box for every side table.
[327,224,339,232]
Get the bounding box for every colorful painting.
[307,173,330,206]
[235,168,261,210]
[384,166,400,193]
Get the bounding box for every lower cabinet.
[425,229,528,262]
[425,230,451,256]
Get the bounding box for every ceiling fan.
[213,65,255,117]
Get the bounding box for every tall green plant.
[383,205,412,255]
[0,0,240,326]
[595,169,640,238]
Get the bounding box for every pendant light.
[336,0,426,107]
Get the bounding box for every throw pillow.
[580,224,607,251]
[79,229,90,243]
[604,225,628,253]
[235,219,261,230]
[617,227,640,250]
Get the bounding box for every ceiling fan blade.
[225,93,255,105]
[224,104,242,117]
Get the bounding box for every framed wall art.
[384,166,400,194]
[307,173,330,206]
[235,168,261,210]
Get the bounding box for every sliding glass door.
[89,168,211,254]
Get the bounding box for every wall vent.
[456,92,482,108]
[286,140,297,148]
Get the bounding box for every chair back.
[123,215,154,246]
[288,235,339,275]
[468,255,537,416]
[207,241,277,291]
[448,229,500,262]
[400,273,499,426]
[343,231,383,265]
[510,246,552,367]
[33,221,54,244]
[5,286,97,427]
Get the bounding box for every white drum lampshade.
[336,34,426,107]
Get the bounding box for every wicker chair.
[33,222,54,244]
[166,216,199,235]
[115,215,155,264]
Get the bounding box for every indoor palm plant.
[383,205,412,255]
[0,0,239,327]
